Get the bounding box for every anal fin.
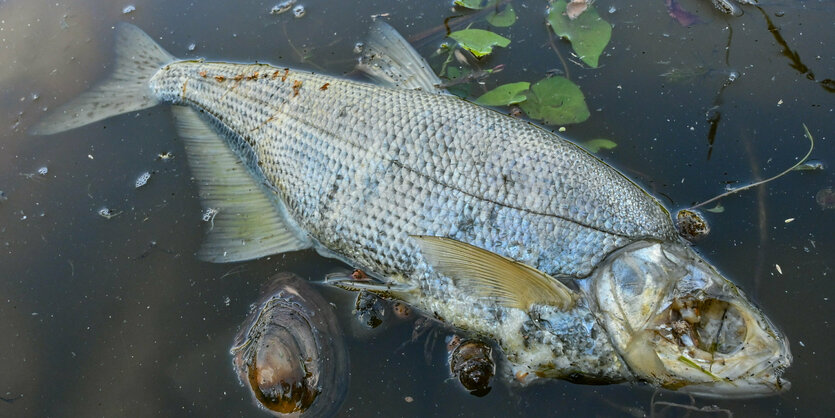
[172,105,311,262]
[413,236,576,310]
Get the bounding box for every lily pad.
[454,0,490,10]
[519,76,590,125]
[449,29,510,58]
[581,138,617,153]
[486,4,517,27]
[547,0,612,68]
[475,82,530,106]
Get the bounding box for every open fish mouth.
[589,240,792,397]
[646,294,792,397]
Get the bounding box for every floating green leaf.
[705,203,725,213]
[449,29,510,57]
[582,138,617,153]
[486,4,517,27]
[519,76,590,125]
[475,82,530,106]
[454,0,490,10]
[547,0,612,68]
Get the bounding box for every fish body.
[33,23,791,397]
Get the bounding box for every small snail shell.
[353,290,386,329]
[447,335,495,397]
[231,273,348,416]
[675,209,710,241]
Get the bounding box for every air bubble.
[122,5,136,14]
[293,5,306,18]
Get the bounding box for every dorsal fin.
[413,236,576,310]
[356,21,446,94]
[171,105,311,262]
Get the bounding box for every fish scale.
[150,61,677,279]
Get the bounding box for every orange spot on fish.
[292,80,303,97]
[320,82,330,91]
[199,70,207,78]
[234,74,244,81]
[281,68,289,82]
[214,75,226,82]
[271,71,280,79]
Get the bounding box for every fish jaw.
[586,240,792,397]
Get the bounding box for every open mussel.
[447,335,495,397]
[231,273,348,416]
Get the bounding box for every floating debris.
[784,218,795,223]
[292,5,306,18]
[775,264,783,275]
[122,4,136,14]
[269,0,296,15]
[0,190,7,201]
[392,302,412,319]
[135,171,151,188]
[156,151,174,161]
[37,166,48,176]
[187,43,196,52]
[793,159,825,171]
[447,335,495,397]
[815,187,835,210]
[675,209,710,241]
[202,208,219,228]
[97,207,121,219]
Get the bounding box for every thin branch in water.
[689,124,815,210]
[546,27,570,80]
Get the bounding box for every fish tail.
[30,23,175,135]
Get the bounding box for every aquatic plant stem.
[689,124,815,210]
[547,28,571,81]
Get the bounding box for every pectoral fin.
[412,236,576,310]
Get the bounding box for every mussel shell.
[447,337,495,397]
[232,273,348,416]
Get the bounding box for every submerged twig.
[546,28,571,81]
[689,124,815,210]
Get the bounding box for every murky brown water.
[1,0,833,416]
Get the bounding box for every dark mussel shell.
[447,335,495,397]
[231,273,348,416]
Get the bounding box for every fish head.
[589,240,791,398]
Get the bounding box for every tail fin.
[30,23,175,135]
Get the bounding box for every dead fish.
[231,273,348,416]
[32,22,790,398]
